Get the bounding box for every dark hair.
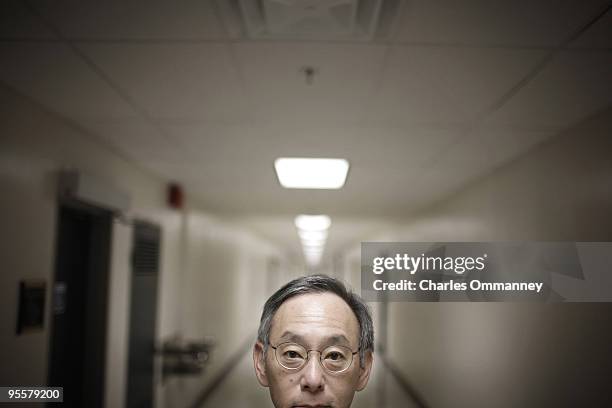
[257,274,374,367]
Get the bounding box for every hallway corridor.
[2,1,612,407]
[198,348,422,408]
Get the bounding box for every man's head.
[253,275,374,408]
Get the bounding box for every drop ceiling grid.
[77,42,253,124]
[158,123,268,165]
[153,117,464,180]
[2,1,610,222]
[0,0,193,169]
[29,0,251,123]
[569,8,612,49]
[484,50,612,130]
[78,118,186,164]
[0,0,57,40]
[392,0,612,48]
[364,45,548,128]
[398,6,611,217]
[231,42,388,125]
[0,42,140,121]
[27,0,231,41]
[425,128,557,185]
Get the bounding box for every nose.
[299,352,325,393]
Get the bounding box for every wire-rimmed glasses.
[270,342,359,373]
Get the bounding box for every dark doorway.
[126,221,161,408]
[48,204,112,407]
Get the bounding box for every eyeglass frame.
[269,341,360,374]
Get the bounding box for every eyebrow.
[277,331,353,347]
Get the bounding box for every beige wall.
[340,109,612,407]
[0,82,169,395]
[160,211,282,407]
[0,84,285,408]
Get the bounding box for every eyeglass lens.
[275,342,353,372]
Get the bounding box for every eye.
[329,352,341,360]
[286,350,301,359]
[325,351,346,361]
[283,349,305,360]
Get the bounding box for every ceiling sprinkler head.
[300,66,319,85]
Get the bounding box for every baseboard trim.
[189,336,254,408]
[380,353,431,408]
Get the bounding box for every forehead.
[270,292,360,346]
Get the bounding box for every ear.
[356,351,373,391]
[253,341,270,387]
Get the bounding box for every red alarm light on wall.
[168,183,184,209]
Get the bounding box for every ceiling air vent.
[228,0,398,41]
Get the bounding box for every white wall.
[104,220,132,408]
[0,84,286,408]
[159,211,283,407]
[0,82,173,397]
[339,109,612,407]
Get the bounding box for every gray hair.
[257,274,374,368]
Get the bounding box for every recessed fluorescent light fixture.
[295,215,331,231]
[300,240,326,249]
[275,158,349,189]
[304,247,324,257]
[298,230,328,241]
[304,245,323,253]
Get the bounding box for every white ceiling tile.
[395,0,611,46]
[570,8,612,49]
[30,0,229,40]
[159,122,460,167]
[486,51,612,129]
[367,46,546,125]
[0,43,138,120]
[160,123,271,163]
[417,127,556,202]
[3,2,610,256]
[0,1,56,39]
[77,118,185,164]
[153,121,463,215]
[343,125,462,167]
[453,127,557,167]
[233,42,387,124]
[79,43,251,122]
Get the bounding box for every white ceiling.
[394,0,611,46]
[1,0,611,264]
